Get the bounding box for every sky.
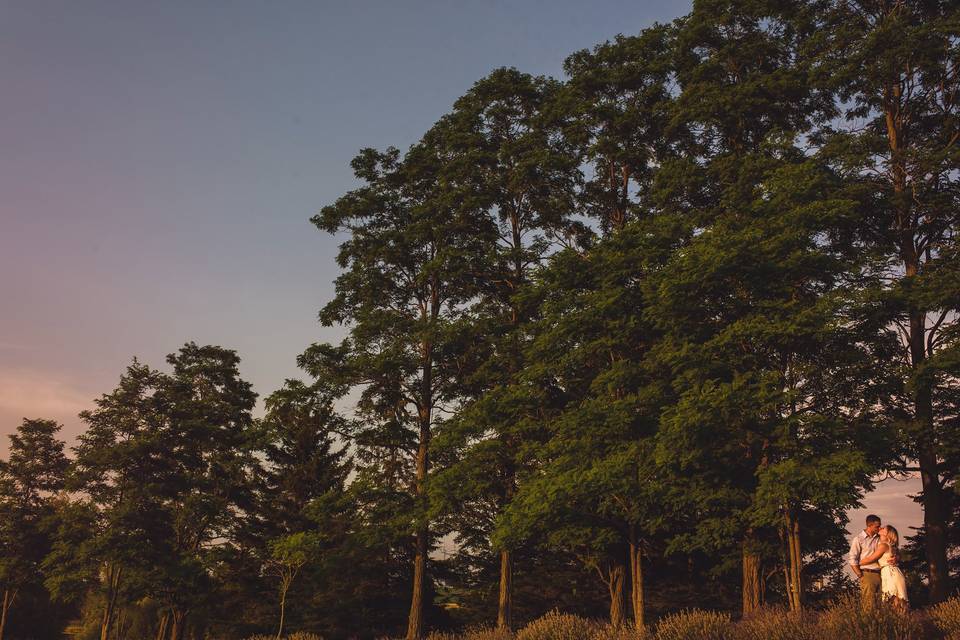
[0,0,922,538]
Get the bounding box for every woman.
[860,524,908,608]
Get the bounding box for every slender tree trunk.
[406,345,432,640]
[101,564,123,640]
[784,511,802,611]
[607,561,626,628]
[276,580,289,640]
[629,532,644,630]
[0,588,17,640]
[169,609,187,640]
[496,550,512,630]
[741,537,762,616]
[116,609,127,640]
[406,528,428,640]
[913,326,949,603]
[155,611,170,640]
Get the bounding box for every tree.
[67,361,171,640]
[815,0,960,602]
[259,379,352,538]
[0,418,68,640]
[307,132,492,639]
[427,66,583,630]
[254,379,353,636]
[152,343,258,640]
[266,532,320,639]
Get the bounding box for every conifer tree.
[0,418,68,640]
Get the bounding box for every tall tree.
[67,361,171,640]
[427,66,583,631]
[257,378,352,635]
[640,0,851,615]
[0,418,68,640]
[152,343,258,640]
[307,133,491,639]
[816,0,960,602]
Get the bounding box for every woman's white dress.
[879,550,908,601]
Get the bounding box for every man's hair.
[866,514,881,526]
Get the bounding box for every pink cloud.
[0,369,95,450]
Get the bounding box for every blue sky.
[0,0,922,535]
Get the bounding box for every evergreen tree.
[63,361,171,640]
[151,343,258,640]
[0,418,68,640]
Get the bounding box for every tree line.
[2,1,958,639]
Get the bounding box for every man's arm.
[848,536,862,578]
[860,542,888,566]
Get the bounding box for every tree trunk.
[629,538,644,630]
[607,561,626,628]
[741,538,762,616]
[155,611,170,640]
[100,564,123,640]
[496,549,512,630]
[276,582,288,640]
[406,338,434,640]
[0,588,16,640]
[406,528,428,640]
[784,511,802,611]
[169,609,187,640]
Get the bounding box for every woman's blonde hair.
[885,525,900,555]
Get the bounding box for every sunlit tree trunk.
[0,588,17,640]
[496,550,512,630]
[629,531,644,629]
[742,536,762,616]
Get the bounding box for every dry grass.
[515,611,599,640]
[929,597,960,639]
[731,607,816,640]
[652,610,733,640]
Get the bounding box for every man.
[848,514,884,603]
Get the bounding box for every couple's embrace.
[848,514,908,608]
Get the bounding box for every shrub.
[731,607,816,640]
[929,597,960,639]
[460,627,517,640]
[653,610,733,640]
[288,634,323,640]
[516,611,599,640]
[590,624,650,640]
[815,594,921,640]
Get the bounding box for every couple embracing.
[848,514,908,609]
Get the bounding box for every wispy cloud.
[0,369,93,419]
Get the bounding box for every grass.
[251,595,960,640]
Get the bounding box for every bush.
[728,607,817,640]
[516,611,599,640]
[929,597,960,639]
[653,610,733,640]
[815,594,921,640]
[460,627,517,640]
[590,624,650,640]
